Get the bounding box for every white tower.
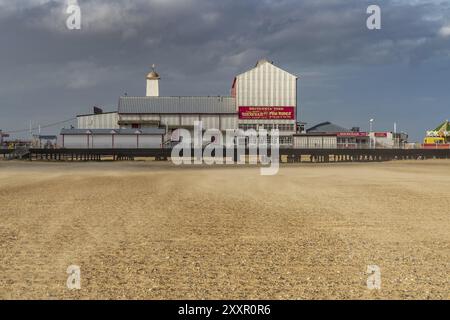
[146,64,160,97]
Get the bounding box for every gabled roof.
[236,59,299,79]
[118,96,236,114]
[307,122,351,133]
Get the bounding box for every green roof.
[433,120,450,132]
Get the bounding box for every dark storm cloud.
[3,0,450,74]
[1,0,450,139]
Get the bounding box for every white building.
[146,65,160,97]
[369,132,408,149]
[60,128,165,149]
[72,59,299,148]
[234,59,298,145]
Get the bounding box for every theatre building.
[70,59,299,148]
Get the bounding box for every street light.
[369,119,374,149]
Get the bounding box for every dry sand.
[0,160,449,300]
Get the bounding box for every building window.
[239,124,259,131]
[131,123,140,129]
[279,136,293,145]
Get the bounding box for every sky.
[0,0,449,141]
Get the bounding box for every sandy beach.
[0,160,449,299]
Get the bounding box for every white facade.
[293,135,337,149]
[146,78,159,97]
[61,132,163,149]
[201,115,220,130]
[139,135,163,148]
[114,135,138,148]
[119,113,239,131]
[160,115,180,126]
[91,135,114,148]
[220,115,238,130]
[235,60,297,108]
[369,132,406,149]
[63,135,88,148]
[77,113,119,129]
[234,60,298,145]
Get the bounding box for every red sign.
[374,132,388,137]
[337,132,368,137]
[239,107,295,120]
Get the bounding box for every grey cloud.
[0,0,450,140]
[2,0,449,72]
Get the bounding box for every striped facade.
[77,112,119,130]
[117,113,237,130]
[234,60,298,145]
[235,60,297,108]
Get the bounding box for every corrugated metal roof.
[118,96,236,114]
[307,122,350,133]
[61,128,166,135]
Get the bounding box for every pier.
[2,147,447,163]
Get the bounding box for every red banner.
[337,132,368,137]
[374,132,388,137]
[423,144,450,149]
[239,107,295,120]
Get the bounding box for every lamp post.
[369,119,374,149]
